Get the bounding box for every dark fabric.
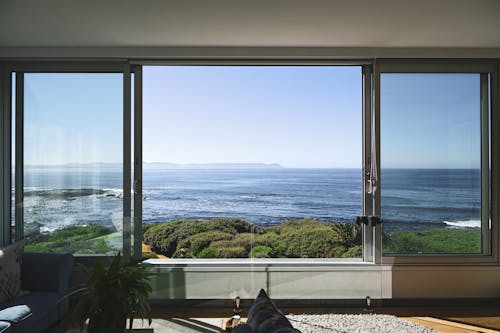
[0,321,11,333]
[246,289,301,333]
[0,305,31,323]
[0,293,59,333]
[234,323,254,333]
[20,252,73,296]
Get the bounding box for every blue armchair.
[0,252,74,333]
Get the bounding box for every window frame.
[0,59,498,266]
[0,61,141,261]
[138,62,375,263]
[374,60,499,264]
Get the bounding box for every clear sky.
[22,68,482,169]
[381,73,481,169]
[24,73,123,166]
[143,66,362,168]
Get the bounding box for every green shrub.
[275,219,343,258]
[172,247,195,258]
[217,246,247,258]
[143,220,207,256]
[342,245,362,258]
[178,231,234,255]
[198,247,218,258]
[334,223,362,248]
[143,218,257,257]
[143,218,363,259]
[249,245,273,258]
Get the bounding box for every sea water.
[20,168,481,234]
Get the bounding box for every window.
[141,66,364,259]
[0,61,497,265]
[380,69,492,256]
[18,73,125,255]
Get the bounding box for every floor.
[58,306,500,332]
[145,306,500,333]
[378,306,500,332]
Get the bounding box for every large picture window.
[1,61,496,265]
[141,66,364,259]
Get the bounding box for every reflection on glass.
[142,66,363,259]
[23,73,123,255]
[381,73,488,255]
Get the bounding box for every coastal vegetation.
[383,228,481,254]
[25,225,115,254]
[23,218,481,257]
[142,218,362,258]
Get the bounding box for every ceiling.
[1,0,500,58]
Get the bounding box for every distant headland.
[143,162,283,169]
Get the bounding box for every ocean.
[20,168,481,234]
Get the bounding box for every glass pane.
[142,66,363,259]
[23,73,123,255]
[381,73,489,255]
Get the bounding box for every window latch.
[356,216,383,227]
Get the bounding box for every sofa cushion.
[0,321,11,333]
[0,292,59,333]
[21,252,73,296]
[246,289,301,333]
[0,305,31,323]
[0,241,25,303]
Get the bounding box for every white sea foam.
[240,195,258,199]
[444,219,481,228]
[103,188,123,194]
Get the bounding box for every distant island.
[143,162,283,169]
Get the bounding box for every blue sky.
[143,66,362,168]
[22,68,481,169]
[24,73,123,166]
[381,73,481,169]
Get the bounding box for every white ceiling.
[0,0,499,58]
[1,0,500,48]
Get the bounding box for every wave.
[24,189,106,199]
[443,219,481,228]
[239,195,258,200]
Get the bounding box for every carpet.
[287,314,439,333]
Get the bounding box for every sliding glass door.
[7,64,140,259]
[376,63,495,262]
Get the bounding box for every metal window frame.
[3,59,497,266]
[138,61,376,263]
[133,65,143,260]
[375,60,499,265]
[1,60,375,261]
[0,61,137,260]
[0,64,12,246]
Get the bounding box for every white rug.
[287,314,439,333]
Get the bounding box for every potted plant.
[69,253,154,333]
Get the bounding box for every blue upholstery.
[0,321,11,333]
[0,252,74,333]
[235,323,254,333]
[21,252,73,296]
[0,306,31,323]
